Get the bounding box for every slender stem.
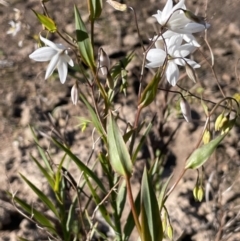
[57,30,76,48]
[126,176,142,239]
[129,7,145,52]
[164,169,186,202]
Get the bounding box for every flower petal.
[40,35,60,51]
[57,57,68,84]
[184,58,201,68]
[146,48,166,68]
[166,61,179,86]
[174,44,196,58]
[177,22,206,33]
[29,47,57,62]
[183,34,200,47]
[161,0,173,25]
[62,52,74,67]
[45,53,60,79]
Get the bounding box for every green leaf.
[18,238,33,241]
[30,155,55,190]
[83,173,114,229]
[32,10,57,32]
[30,126,53,174]
[123,190,141,240]
[20,174,59,218]
[141,168,163,241]
[107,113,133,177]
[79,93,106,140]
[52,138,106,193]
[139,69,162,109]
[88,0,102,20]
[159,174,173,207]
[116,180,127,218]
[110,52,134,81]
[185,133,227,169]
[132,121,153,163]
[10,194,57,235]
[74,5,95,71]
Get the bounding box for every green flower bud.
[215,113,224,131]
[221,118,236,134]
[193,185,199,201]
[202,130,211,144]
[197,186,204,202]
[167,225,173,240]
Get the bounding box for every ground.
[1,0,240,240]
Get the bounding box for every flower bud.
[183,9,209,28]
[98,48,110,77]
[193,185,199,201]
[202,130,211,144]
[106,0,127,11]
[180,98,192,122]
[215,113,229,132]
[197,186,204,202]
[214,113,224,131]
[167,225,173,240]
[185,62,197,83]
[71,82,79,105]
[221,118,236,134]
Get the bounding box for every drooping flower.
[71,82,79,105]
[180,98,192,122]
[7,20,21,36]
[153,0,210,34]
[146,34,200,86]
[98,48,110,77]
[29,35,74,84]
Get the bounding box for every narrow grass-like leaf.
[132,121,153,163]
[54,153,66,194]
[79,93,106,140]
[88,0,102,20]
[141,168,163,241]
[116,180,127,218]
[74,5,95,71]
[32,10,57,32]
[20,174,59,218]
[52,138,106,193]
[30,126,53,173]
[107,114,133,177]
[185,133,227,169]
[158,174,173,208]
[83,173,114,229]
[110,52,134,81]
[18,238,33,241]
[123,190,141,240]
[139,69,162,109]
[10,194,57,234]
[30,155,55,190]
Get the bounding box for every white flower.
[153,30,200,47]
[7,20,21,36]
[146,34,200,86]
[153,0,209,34]
[29,35,74,84]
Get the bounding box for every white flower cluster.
[146,0,210,86]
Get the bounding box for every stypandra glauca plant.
[9,0,240,240]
